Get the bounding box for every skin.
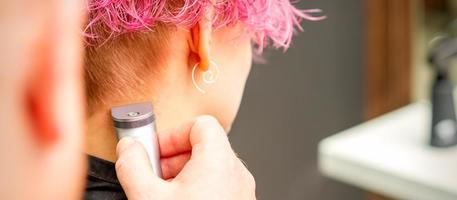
[116,116,256,200]
[0,0,85,199]
[0,1,255,199]
[86,7,253,162]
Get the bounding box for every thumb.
[115,137,166,199]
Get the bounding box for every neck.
[86,61,200,162]
[86,95,199,162]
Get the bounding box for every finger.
[172,116,233,183]
[115,137,165,199]
[159,115,228,158]
[160,152,191,179]
[158,120,195,157]
[188,115,230,158]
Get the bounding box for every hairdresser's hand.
[115,115,256,200]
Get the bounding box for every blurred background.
[230,0,457,199]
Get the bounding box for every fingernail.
[117,137,135,155]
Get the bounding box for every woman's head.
[84,0,323,130]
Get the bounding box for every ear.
[26,38,59,146]
[188,6,214,71]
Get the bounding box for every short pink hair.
[83,0,323,112]
[85,0,324,50]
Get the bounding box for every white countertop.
[318,102,457,200]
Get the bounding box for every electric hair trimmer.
[111,102,163,178]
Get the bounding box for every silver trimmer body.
[111,102,163,178]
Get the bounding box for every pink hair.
[85,0,325,51]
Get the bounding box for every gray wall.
[229,0,365,199]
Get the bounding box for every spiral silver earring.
[192,60,219,94]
